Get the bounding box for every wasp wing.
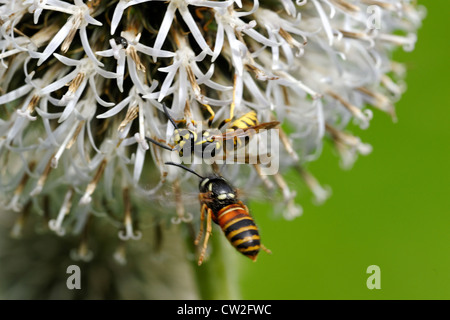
[211,121,280,141]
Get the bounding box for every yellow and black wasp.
[210,110,280,153]
[165,161,270,265]
[145,103,223,158]
[146,104,280,161]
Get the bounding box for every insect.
[115,36,128,48]
[146,103,222,159]
[146,104,280,160]
[212,110,280,153]
[165,161,270,265]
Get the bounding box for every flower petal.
[96,96,131,119]
[0,84,33,105]
[37,18,73,66]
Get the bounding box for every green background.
[240,0,450,299]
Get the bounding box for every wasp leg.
[195,203,207,245]
[237,200,249,214]
[201,103,215,127]
[261,244,272,254]
[219,102,235,128]
[198,208,213,266]
[145,136,175,151]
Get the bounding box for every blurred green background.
[240,0,450,299]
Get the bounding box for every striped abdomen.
[225,111,259,151]
[215,203,261,261]
[229,111,259,131]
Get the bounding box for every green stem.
[191,228,241,300]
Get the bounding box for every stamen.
[245,64,279,81]
[62,72,86,103]
[253,164,275,190]
[277,127,299,162]
[184,100,195,126]
[186,65,203,101]
[61,18,81,53]
[361,0,398,11]
[282,86,290,106]
[80,159,107,205]
[327,90,373,129]
[30,155,54,197]
[296,166,331,205]
[376,32,417,51]
[127,45,146,72]
[273,172,292,201]
[285,196,303,220]
[66,120,86,150]
[278,28,306,57]
[137,103,149,150]
[275,71,321,99]
[70,72,86,91]
[6,162,35,212]
[118,105,139,133]
[52,120,82,168]
[326,123,356,146]
[118,188,142,240]
[329,0,360,13]
[381,74,403,98]
[326,123,373,168]
[17,95,40,120]
[356,87,397,121]
[274,173,302,220]
[48,188,74,236]
[338,29,375,47]
[10,201,32,239]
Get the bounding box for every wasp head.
[199,176,237,204]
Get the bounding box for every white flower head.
[0,0,425,261]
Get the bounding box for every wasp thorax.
[173,129,190,144]
[172,129,194,156]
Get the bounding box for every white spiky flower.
[0,0,424,298]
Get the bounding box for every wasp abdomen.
[227,111,259,150]
[216,204,261,261]
[229,111,259,130]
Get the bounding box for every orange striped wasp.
[165,162,270,265]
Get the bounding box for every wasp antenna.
[165,162,205,179]
[145,137,174,151]
[162,103,178,129]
